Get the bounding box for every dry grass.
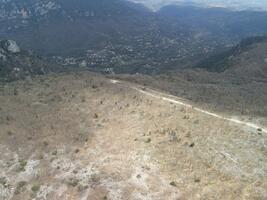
[0,71,266,200]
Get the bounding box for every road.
[110,79,267,134]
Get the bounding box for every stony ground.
[0,72,266,200]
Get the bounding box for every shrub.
[31,185,40,192]
[18,160,27,171]
[15,181,27,195]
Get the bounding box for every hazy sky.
[129,0,267,10]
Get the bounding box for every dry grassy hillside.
[117,68,267,123]
[127,36,266,122]
[0,72,266,200]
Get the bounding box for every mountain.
[0,0,222,73]
[0,0,151,56]
[157,5,267,41]
[0,0,267,74]
[128,0,267,11]
[0,2,267,198]
[0,39,64,82]
[195,35,267,78]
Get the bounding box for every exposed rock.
[0,40,20,54]
[6,40,20,53]
[0,39,65,82]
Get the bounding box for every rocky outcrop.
[6,40,21,53]
[0,39,63,82]
[0,40,20,55]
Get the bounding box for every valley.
[1,0,267,73]
[0,0,267,200]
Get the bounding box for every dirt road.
[110,79,267,133]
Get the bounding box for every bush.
[31,185,40,192]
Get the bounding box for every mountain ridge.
[1,0,267,74]
[128,0,267,11]
[195,35,267,78]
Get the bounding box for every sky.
[129,0,267,11]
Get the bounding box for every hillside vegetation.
[1,0,267,73]
[118,36,267,118]
[0,40,64,82]
[0,72,266,199]
[195,35,267,74]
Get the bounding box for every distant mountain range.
[0,0,267,74]
[128,0,267,11]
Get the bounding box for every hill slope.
[1,1,267,73]
[195,36,267,78]
[117,35,267,117]
[0,71,266,199]
[0,39,64,82]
